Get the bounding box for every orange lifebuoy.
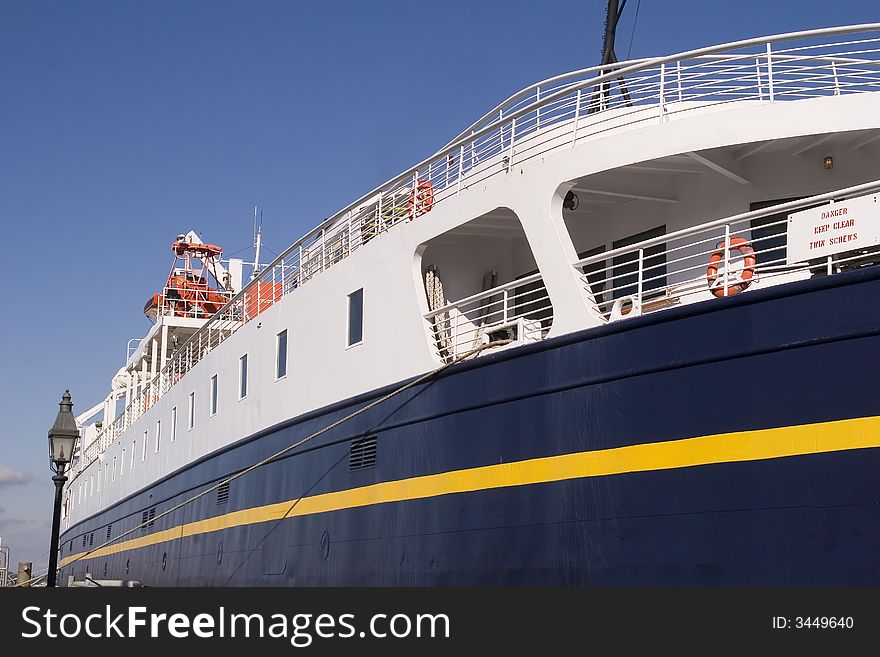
[408,179,434,218]
[706,237,756,298]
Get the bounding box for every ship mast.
[600,0,624,67]
[592,0,634,111]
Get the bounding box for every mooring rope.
[26,338,511,586]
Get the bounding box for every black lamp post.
[47,390,79,587]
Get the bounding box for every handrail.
[436,57,654,152]
[431,25,878,172]
[73,23,880,482]
[422,274,553,363]
[424,272,545,318]
[211,24,880,322]
[236,23,880,289]
[573,178,880,270]
[249,25,880,316]
[440,25,880,153]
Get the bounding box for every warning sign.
[787,193,880,264]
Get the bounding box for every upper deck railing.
[572,179,880,322]
[74,24,880,478]
[424,272,553,363]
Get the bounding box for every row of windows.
[70,402,181,508]
[210,328,287,418]
[70,291,365,512]
[71,327,290,506]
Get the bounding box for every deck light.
[46,390,80,587]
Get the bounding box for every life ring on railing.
[408,179,434,218]
[610,295,641,320]
[706,237,756,298]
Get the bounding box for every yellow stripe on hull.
[60,414,880,567]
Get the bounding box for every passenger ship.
[58,21,880,585]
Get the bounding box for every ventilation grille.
[349,436,378,471]
[106,525,112,541]
[89,533,94,547]
[142,507,156,532]
[82,535,87,547]
[217,481,230,506]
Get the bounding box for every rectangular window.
[612,226,667,300]
[171,406,177,442]
[347,288,364,346]
[188,392,195,430]
[276,330,288,379]
[142,431,148,461]
[749,198,808,268]
[210,374,218,416]
[131,441,136,469]
[155,419,162,453]
[239,354,248,399]
[120,449,125,477]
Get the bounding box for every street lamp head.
[48,390,79,474]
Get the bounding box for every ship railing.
[573,179,880,323]
[153,285,234,318]
[258,24,880,326]
[125,338,142,362]
[423,272,553,363]
[74,25,880,477]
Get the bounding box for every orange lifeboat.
[144,238,232,318]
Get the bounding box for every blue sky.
[1,0,877,574]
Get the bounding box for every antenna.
[251,205,263,281]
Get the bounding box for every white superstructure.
[62,24,880,531]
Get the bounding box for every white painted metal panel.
[787,193,880,264]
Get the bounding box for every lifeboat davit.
[144,238,232,319]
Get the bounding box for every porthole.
[320,530,330,560]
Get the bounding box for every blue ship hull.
[60,267,880,585]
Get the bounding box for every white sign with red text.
[787,193,880,264]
